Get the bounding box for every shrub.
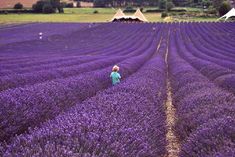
[42,4,55,14]
[219,1,232,16]
[161,12,168,18]
[14,3,23,9]
[93,10,98,14]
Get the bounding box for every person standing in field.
[110,65,121,85]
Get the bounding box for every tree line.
[12,0,233,16]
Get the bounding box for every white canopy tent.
[111,9,126,21]
[218,8,235,21]
[134,8,148,22]
[111,8,148,22]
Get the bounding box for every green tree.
[202,0,212,8]
[94,0,108,7]
[50,0,63,13]
[167,1,175,11]
[33,0,48,13]
[43,4,55,13]
[14,3,23,9]
[159,0,174,11]
[159,0,166,9]
[33,0,63,13]
[213,0,224,10]
[219,1,232,16]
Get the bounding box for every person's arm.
[118,73,121,79]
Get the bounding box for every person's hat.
[112,65,119,71]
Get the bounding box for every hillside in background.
[0,0,73,9]
[0,0,38,8]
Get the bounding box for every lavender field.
[0,22,235,157]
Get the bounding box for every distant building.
[77,1,94,8]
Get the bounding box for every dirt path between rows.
[164,36,181,157]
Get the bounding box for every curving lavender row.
[184,23,235,68]
[168,29,235,157]
[174,23,235,95]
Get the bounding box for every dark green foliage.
[94,0,107,7]
[172,0,193,6]
[14,3,23,9]
[145,8,186,13]
[60,2,67,7]
[212,0,223,10]
[0,10,33,14]
[159,0,167,9]
[123,6,136,13]
[65,3,74,8]
[33,0,63,13]
[161,12,168,17]
[93,10,99,14]
[206,6,217,15]
[219,1,232,16]
[145,9,165,13]
[202,0,212,8]
[159,0,175,11]
[33,1,48,13]
[43,4,55,14]
[167,1,175,11]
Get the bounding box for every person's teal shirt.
[110,72,121,85]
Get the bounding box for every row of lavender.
[179,22,235,94]
[168,22,235,156]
